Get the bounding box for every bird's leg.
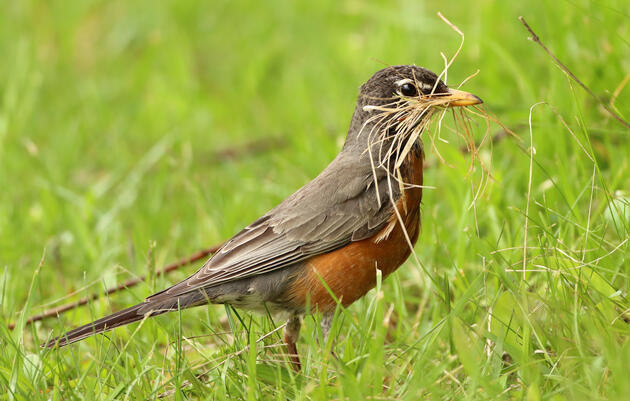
[320,312,334,347]
[284,315,302,371]
[320,312,339,360]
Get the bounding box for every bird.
[44,65,482,370]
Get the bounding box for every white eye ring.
[396,79,436,95]
[395,78,414,86]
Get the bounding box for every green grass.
[1,0,630,399]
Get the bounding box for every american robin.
[44,65,482,370]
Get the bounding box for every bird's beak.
[442,88,483,107]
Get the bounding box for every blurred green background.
[1,0,629,399]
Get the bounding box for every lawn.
[1,0,629,399]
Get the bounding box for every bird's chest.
[287,145,424,313]
[368,142,424,274]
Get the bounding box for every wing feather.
[147,154,400,302]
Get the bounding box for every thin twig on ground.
[518,16,630,130]
[8,244,222,330]
[210,137,287,162]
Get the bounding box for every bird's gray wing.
[147,155,399,302]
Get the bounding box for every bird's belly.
[287,210,420,313]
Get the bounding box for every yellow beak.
[442,88,483,107]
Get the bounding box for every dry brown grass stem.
[519,16,630,130]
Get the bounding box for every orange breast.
[286,147,424,313]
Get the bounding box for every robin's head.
[356,65,481,110]
[343,65,482,167]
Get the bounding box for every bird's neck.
[341,105,424,176]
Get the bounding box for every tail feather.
[43,302,167,348]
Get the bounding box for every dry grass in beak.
[357,82,486,208]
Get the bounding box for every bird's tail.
[42,302,167,348]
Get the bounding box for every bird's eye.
[400,83,418,97]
